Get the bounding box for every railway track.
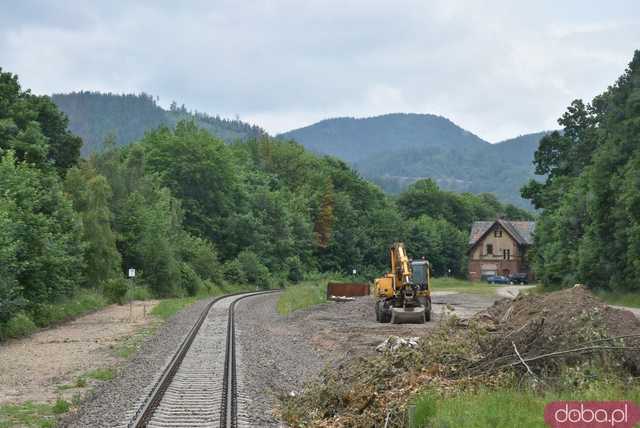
[127,290,277,428]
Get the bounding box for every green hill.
[279,115,548,208]
[278,113,488,162]
[51,92,266,155]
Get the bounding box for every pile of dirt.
[278,287,640,427]
[470,285,640,376]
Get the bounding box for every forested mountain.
[278,113,488,162]
[53,94,544,207]
[522,50,640,292]
[51,92,266,155]
[279,115,547,208]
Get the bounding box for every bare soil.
[0,300,158,405]
[296,292,498,358]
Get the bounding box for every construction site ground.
[299,291,499,357]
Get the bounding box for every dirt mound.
[471,286,640,375]
[278,287,640,427]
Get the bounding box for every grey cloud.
[1,0,639,141]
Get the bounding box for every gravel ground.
[0,300,158,405]
[234,290,499,426]
[235,293,328,427]
[60,298,213,428]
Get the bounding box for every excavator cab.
[411,260,432,321]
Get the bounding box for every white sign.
[128,268,136,278]
[352,269,357,275]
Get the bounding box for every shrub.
[286,256,304,283]
[30,304,66,327]
[222,259,247,284]
[237,251,272,289]
[0,312,37,339]
[177,233,222,283]
[103,278,129,304]
[125,286,152,301]
[177,262,203,297]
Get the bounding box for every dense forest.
[51,95,546,209]
[0,67,532,339]
[51,92,266,155]
[522,50,640,292]
[279,114,547,208]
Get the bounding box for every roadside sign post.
[128,268,136,321]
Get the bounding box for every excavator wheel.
[424,299,432,322]
[377,301,391,323]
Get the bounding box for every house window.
[503,249,511,260]
[494,228,502,238]
[486,244,493,255]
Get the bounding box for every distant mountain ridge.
[279,114,548,208]
[52,92,265,155]
[279,113,489,163]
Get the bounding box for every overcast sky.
[2,1,639,141]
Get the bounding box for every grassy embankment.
[430,277,502,296]
[411,381,640,427]
[594,291,640,308]
[276,273,362,315]
[531,283,640,308]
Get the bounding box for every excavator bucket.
[390,306,426,324]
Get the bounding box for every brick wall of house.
[468,259,522,281]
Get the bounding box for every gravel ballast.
[61,298,213,428]
[235,293,327,427]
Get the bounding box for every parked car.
[485,275,509,284]
[508,273,529,285]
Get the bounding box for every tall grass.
[412,381,640,428]
[276,272,358,316]
[277,282,327,316]
[531,284,640,308]
[595,291,640,308]
[431,277,498,295]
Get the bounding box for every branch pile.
[278,286,640,427]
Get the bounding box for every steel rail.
[128,290,278,428]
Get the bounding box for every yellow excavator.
[374,242,431,324]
